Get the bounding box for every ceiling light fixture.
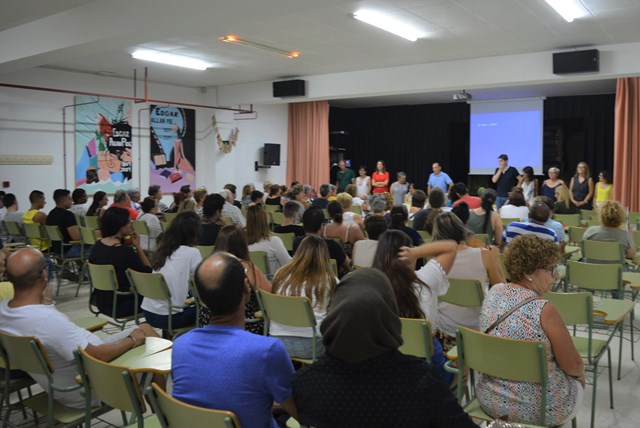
[220,35,301,59]
[544,0,587,23]
[131,49,211,70]
[353,9,423,41]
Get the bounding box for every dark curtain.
[330,103,470,192]
[330,94,614,191]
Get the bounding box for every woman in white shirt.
[270,235,337,359]
[355,165,371,199]
[137,197,162,252]
[373,231,457,385]
[246,205,291,277]
[499,188,530,221]
[141,211,202,330]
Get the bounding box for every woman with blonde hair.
[569,161,594,210]
[583,200,637,259]
[336,192,364,230]
[541,167,565,202]
[477,235,584,426]
[270,235,338,358]
[554,185,580,214]
[246,205,291,275]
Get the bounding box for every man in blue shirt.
[172,253,296,428]
[427,163,453,195]
[504,202,559,245]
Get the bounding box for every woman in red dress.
[371,160,390,194]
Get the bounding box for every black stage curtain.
[329,94,614,192]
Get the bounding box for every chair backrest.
[582,218,600,228]
[74,213,85,228]
[87,263,119,292]
[164,213,178,224]
[131,220,150,235]
[196,245,215,260]
[629,212,640,230]
[264,204,280,214]
[417,230,431,242]
[329,259,338,277]
[581,239,625,263]
[24,222,46,246]
[222,216,235,225]
[0,281,14,301]
[351,205,362,215]
[542,292,592,326]
[270,211,284,226]
[147,383,240,428]
[0,331,53,377]
[581,209,598,221]
[79,226,98,245]
[634,230,640,248]
[566,260,623,293]
[256,290,316,329]
[127,270,171,301]
[272,232,295,252]
[160,221,170,232]
[474,233,489,245]
[456,326,548,425]
[398,318,433,360]
[567,226,587,244]
[75,348,145,414]
[501,217,520,228]
[84,215,100,230]
[43,225,64,243]
[4,220,24,238]
[249,251,270,276]
[439,278,484,307]
[554,214,581,227]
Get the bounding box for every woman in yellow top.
[594,170,613,209]
[22,190,48,251]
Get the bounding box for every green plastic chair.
[44,225,84,296]
[0,337,37,424]
[567,227,587,245]
[73,213,85,228]
[270,211,285,227]
[454,326,551,427]
[0,331,108,428]
[74,348,160,428]
[398,318,433,361]
[474,233,489,245]
[23,222,49,252]
[87,263,138,330]
[580,209,598,221]
[126,270,196,339]
[272,232,295,252]
[264,204,280,214]
[131,220,152,253]
[543,292,612,428]
[163,213,178,224]
[84,215,100,230]
[330,259,338,277]
[581,218,600,228]
[351,205,362,215]
[196,245,215,260]
[581,240,625,264]
[3,220,26,244]
[566,260,634,380]
[554,214,581,228]
[500,217,520,229]
[256,290,319,364]
[440,278,484,307]
[249,251,270,278]
[147,383,240,428]
[417,230,431,242]
[628,212,640,230]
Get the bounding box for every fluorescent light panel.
[131,49,210,70]
[220,35,301,59]
[544,0,588,23]
[353,9,423,41]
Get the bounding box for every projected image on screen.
[469,99,543,175]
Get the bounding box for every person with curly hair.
[477,234,584,426]
[583,200,637,259]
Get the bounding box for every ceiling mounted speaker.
[273,79,306,98]
[553,49,599,74]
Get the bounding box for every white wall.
[0,68,288,209]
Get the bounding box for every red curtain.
[287,101,330,190]
[613,78,640,211]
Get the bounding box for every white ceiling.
[1,0,638,106]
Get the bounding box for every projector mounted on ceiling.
[453,90,472,102]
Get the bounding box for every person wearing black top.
[491,154,519,209]
[199,193,225,246]
[274,201,306,238]
[46,189,83,257]
[292,268,476,428]
[292,206,349,276]
[88,207,151,318]
[311,184,330,209]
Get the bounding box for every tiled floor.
[4,278,640,427]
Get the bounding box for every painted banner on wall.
[75,96,133,194]
[149,106,196,192]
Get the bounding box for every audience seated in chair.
[273,201,305,238]
[46,189,84,259]
[292,268,476,428]
[503,202,559,246]
[137,197,163,252]
[110,189,138,221]
[583,200,637,259]
[69,188,88,216]
[198,193,225,246]
[246,205,291,275]
[171,252,296,427]
[0,247,160,409]
[22,190,48,251]
[352,215,387,268]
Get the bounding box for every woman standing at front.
[355,166,371,199]
[540,167,565,202]
[569,162,594,210]
[371,160,390,194]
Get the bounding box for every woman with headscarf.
[292,268,475,428]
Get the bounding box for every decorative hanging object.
[212,114,239,154]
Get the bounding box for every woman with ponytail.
[467,189,503,246]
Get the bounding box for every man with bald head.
[171,252,296,428]
[0,247,158,409]
[503,202,559,245]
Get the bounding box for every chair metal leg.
[631,310,635,361]
[618,322,624,380]
[591,360,598,428]
[607,347,614,409]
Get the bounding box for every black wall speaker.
[273,79,306,98]
[264,143,281,166]
[553,49,599,74]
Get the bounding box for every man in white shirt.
[0,248,159,408]
[219,189,246,227]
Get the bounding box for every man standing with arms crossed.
[492,154,519,209]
